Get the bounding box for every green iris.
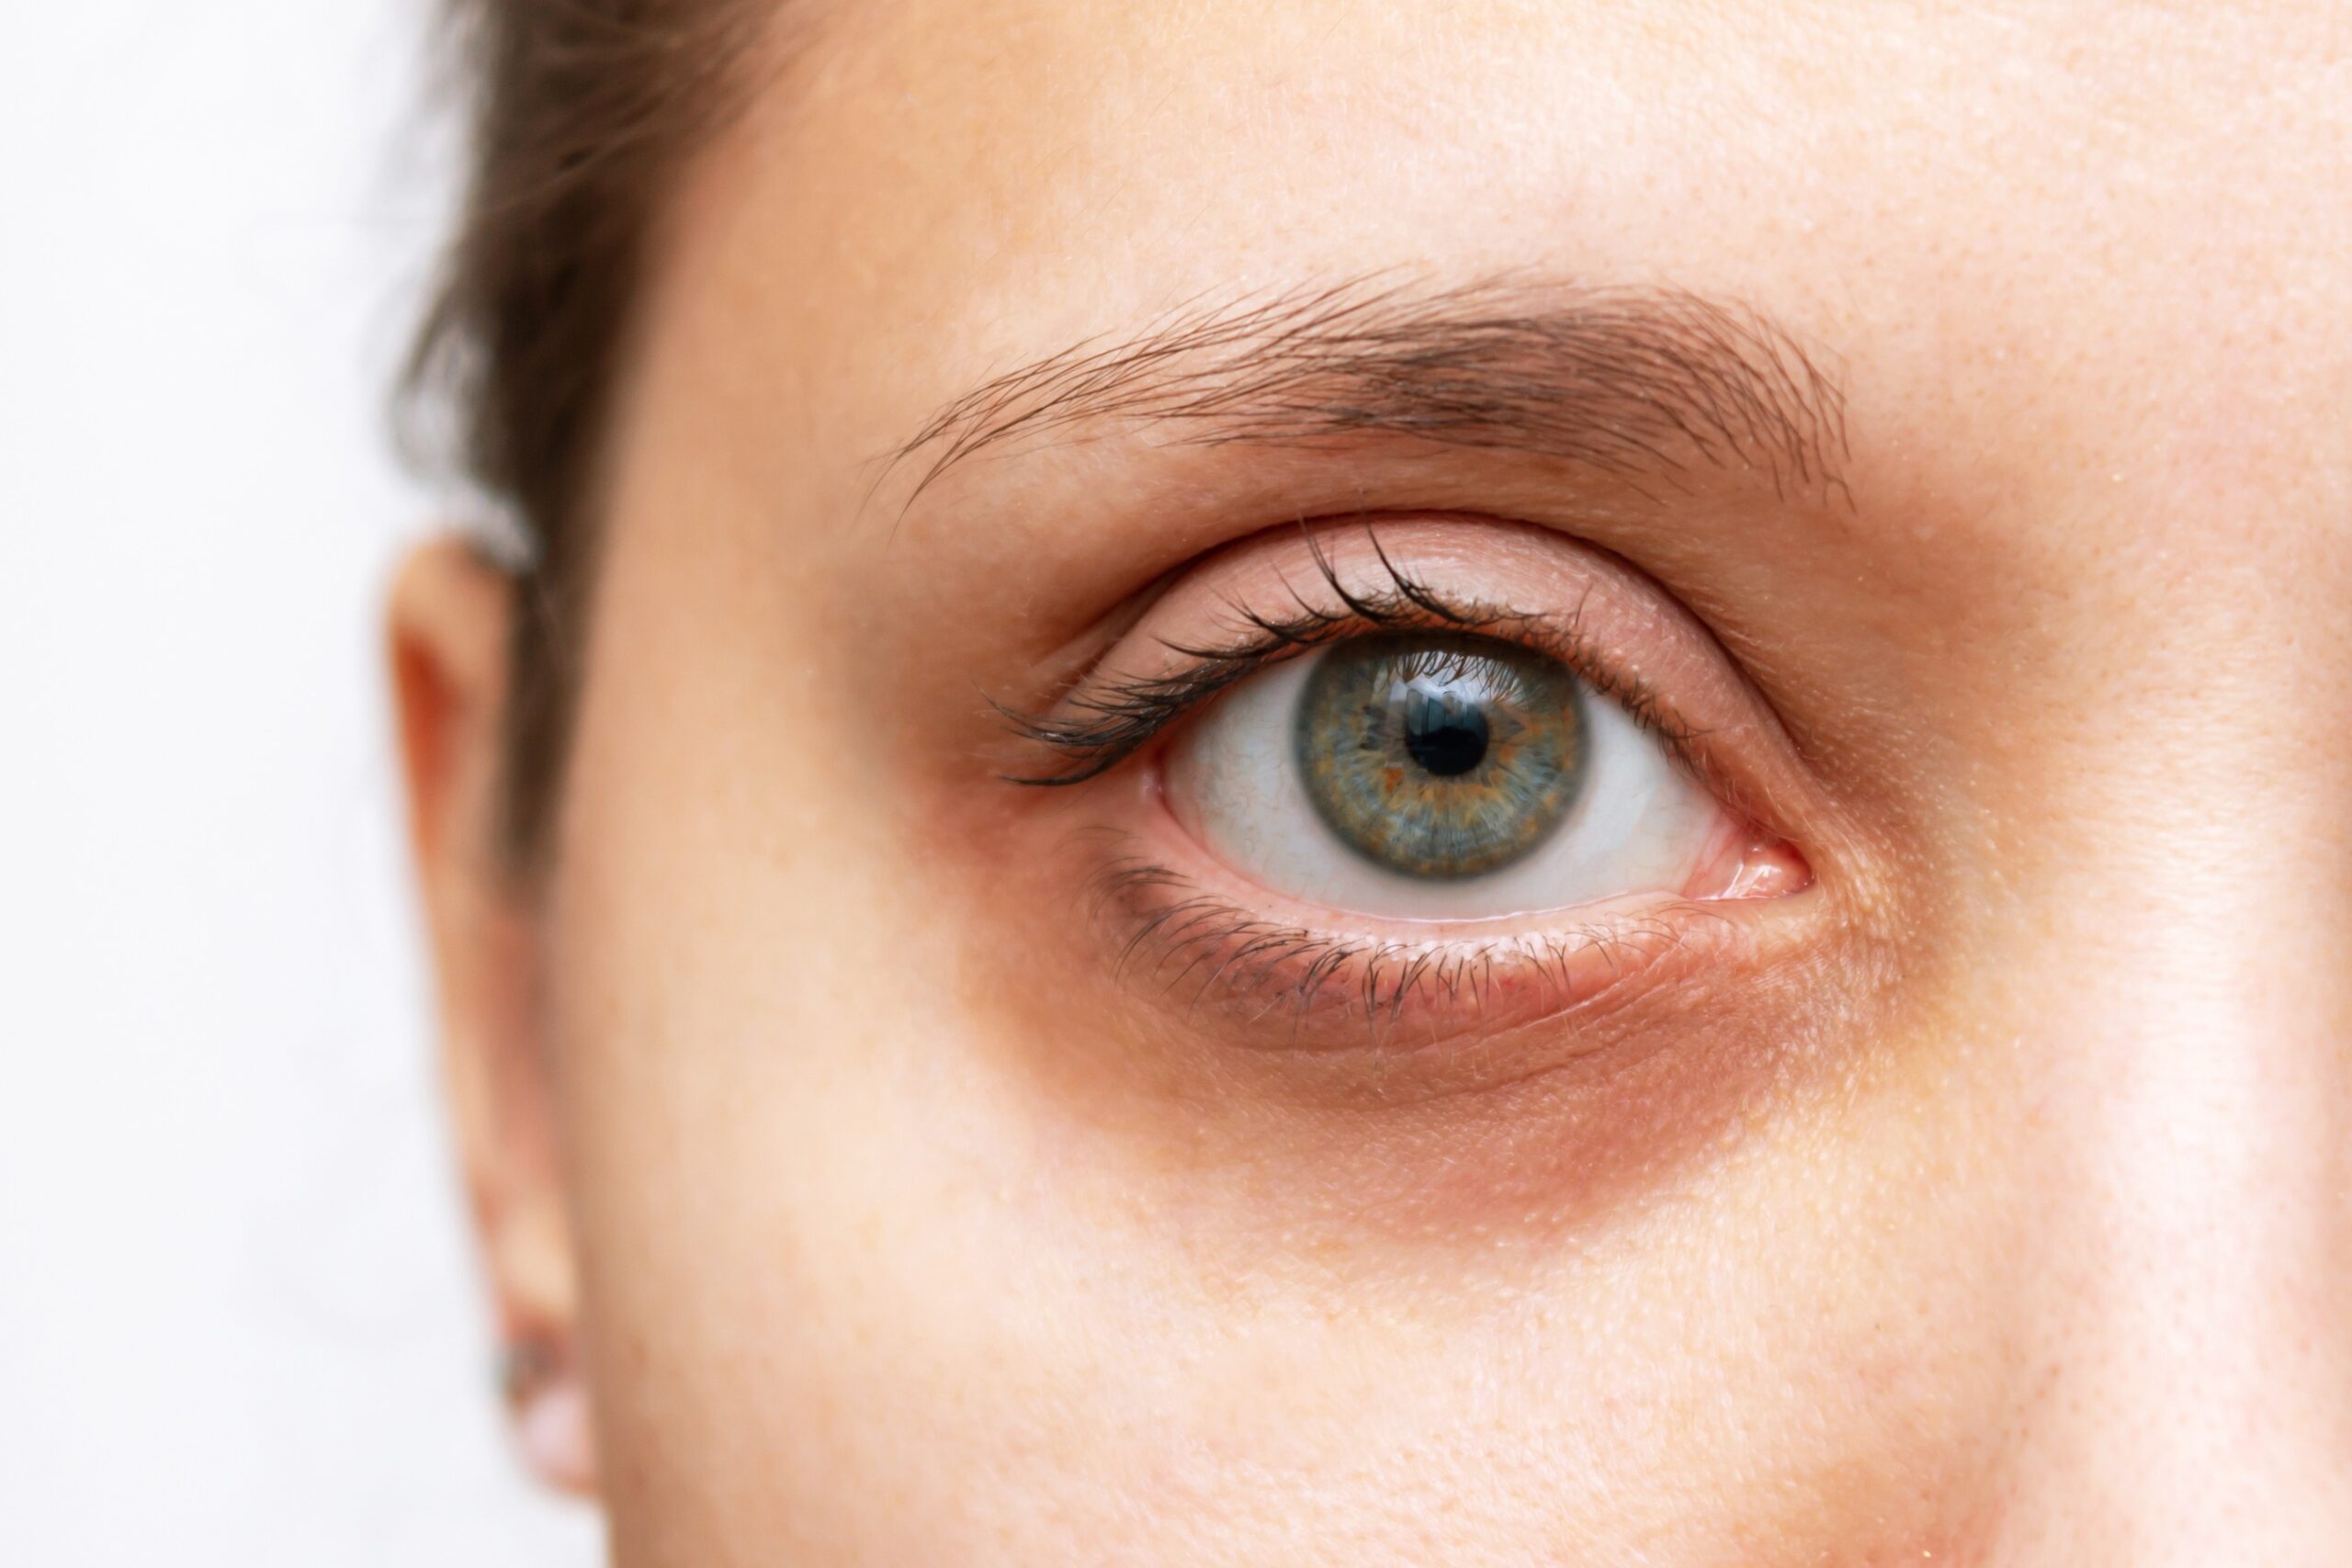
[1295,634,1588,880]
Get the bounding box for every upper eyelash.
[997,529,1708,787]
[1000,534,1488,784]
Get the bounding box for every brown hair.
[405,0,771,867]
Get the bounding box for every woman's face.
[396,0,2352,1560]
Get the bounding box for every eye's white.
[1163,644,1722,921]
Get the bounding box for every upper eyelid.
[996,534,1710,789]
[998,592,1491,785]
[997,532,1495,784]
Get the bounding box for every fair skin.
[392,1,2352,1561]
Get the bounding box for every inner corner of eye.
[1688,822,1815,903]
[1153,630,1793,921]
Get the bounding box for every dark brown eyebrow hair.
[882,275,1852,509]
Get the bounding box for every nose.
[1979,660,2352,1562]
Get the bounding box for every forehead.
[644,0,2348,541]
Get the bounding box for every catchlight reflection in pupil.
[1403,689,1490,776]
[1295,634,1588,880]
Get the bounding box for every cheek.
[540,608,2023,1566]
[560,909,2023,1562]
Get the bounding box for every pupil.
[1402,692,1490,777]
[1295,634,1586,881]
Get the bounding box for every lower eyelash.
[1090,850,1723,1046]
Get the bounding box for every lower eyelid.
[1083,836,1759,1053]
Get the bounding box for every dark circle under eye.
[1295,633,1587,880]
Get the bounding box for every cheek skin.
[545,491,2031,1562]
[951,831,1859,1251]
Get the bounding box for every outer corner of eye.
[1160,631,1806,922]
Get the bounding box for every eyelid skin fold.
[1011,516,1792,826]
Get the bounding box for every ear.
[388,539,597,1497]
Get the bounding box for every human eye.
[1170,629,1721,919]
[1001,516,1815,1047]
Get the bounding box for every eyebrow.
[884,276,1852,508]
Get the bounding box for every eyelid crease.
[996,528,1711,793]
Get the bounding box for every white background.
[0,5,601,1562]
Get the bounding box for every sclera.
[1164,642,1725,922]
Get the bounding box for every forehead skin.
[547,1,2352,1562]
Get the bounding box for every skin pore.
[391,1,2352,1562]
